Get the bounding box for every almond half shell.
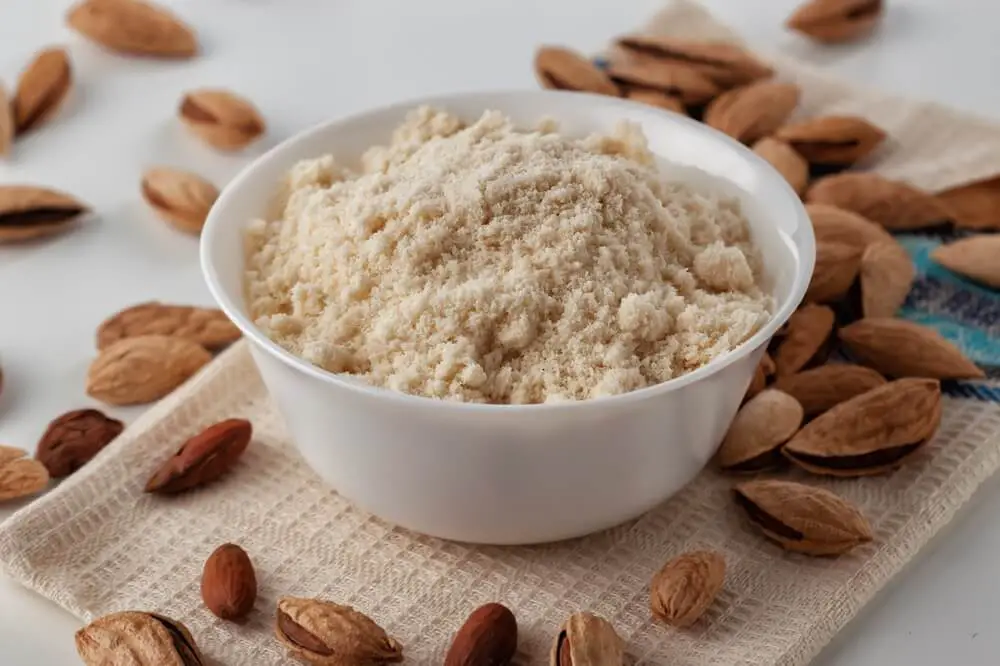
[0,185,89,243]
[772,363,886,417]
[533,46,618,96]
[179,89,266,151]
[66,0,198,59]
[715,389,803,472]
[839,318,984,380]
[931,235,1000,289]
[787,0,884,44]
[807,173,951,231]
[860,239,915,318]
[704,80,800,144]
[783,378,941,476]
[774,115,885,165]
[141,167,219,235]
[733,479,872,556]
[773,304,835,377]
[615,35,773,87]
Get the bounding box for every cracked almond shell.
[783,378,941,476]
[550,611,624,666]
[772,363,886,417]
[13,47,72,134]
[806,173,951,231]
[931,235,1000,289]
[704,80,800,144]
[75,611,204,665]
[839,318,984,380]
[179,89,266,150]
[774,115,885,165]
[787,0,884,43]
[650,550,726,627]
[716,389,803,472]
[275,597,403,665]
[67,0,198,59]
[0,185,88,243]
[734,479,873,555]
[141,167,219,234]
[615,34,773,87]
[533,46,618,96]
[773,304,835,377]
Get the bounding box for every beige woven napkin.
[4,2,1000,665]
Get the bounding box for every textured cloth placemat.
[3,2,1000,664]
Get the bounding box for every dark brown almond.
[840,318,984,379]
[615,35,773,87]
[807,173,951,231]
[201,543,257,621]
[773,304,836,377]
[13,47,72,134]
[704,80,800,144]
[787,0,884,43]
[145,418,252,494]
[35,409,124,478]
[716,389,803,472]
[806,241,863,303]
[97,301,240,351]
[774,115,885,165]
[0,185,88,243]
[931,235,1000,289]
[444,603,518,666]
[805,203,894,249]
[782,378,941,476]
[772,364,886,416]
[734,479,873,555]
[860,240,915,318]
[533,46,618,96]
[606,54,719,105]
[66,0,198,59]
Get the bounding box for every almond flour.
[244,107,772,404]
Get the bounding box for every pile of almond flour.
[244,107,773,404]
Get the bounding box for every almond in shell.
[774,115,885,166]
[275,597,403,665]
[13,47,72,135]
[625,88,686,114]
[35,408,124,478]
[614,35,773,87]
[704,80,800,144]
[444,603,517,666]
[86,334,212,406]
[931,235,1000,289]
[97,301,240,351]
[141,167,219,235]
[753,137,809,195]
[772,363,886,416]
[650,550,726,627]
[66,0,198,59]
[716,389,803,472]
[806,241,862,303]
[550,612,624,666]
[0,185,89,243]
[805,203,894,250]
[783,378,941,476]
[0,85,12,157]
[840,318,984,379]
[533,46,618,96]
[860,239,915,317]
[179,89,266,151]
[145,418,252,494]
[807,173,950,231]
[786,0,884,43]
[773,304,835,377]
[606,54,719,105]
[936,177,1000,231]
[75,611,204,665]
[0,445,49,502]
[733,479,872,556]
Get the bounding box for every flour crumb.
[245,106,773,404]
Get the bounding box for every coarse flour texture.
[245,107,773,404]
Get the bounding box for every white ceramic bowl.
[201,89,814,545]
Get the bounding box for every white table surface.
[1,0,999,663]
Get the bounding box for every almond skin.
[201,543,257,621]
[753,137,809,196]
[179,89,266,150]
[141,167,219,235]
[86,334,212,406]
[782,378,941,476]
[66,0,198,59]
[444,603,517,666]
[704,80,800,144]
[534,46,618,96]
[839,318,984,380]
[772,364,886,416]
[807,173,951,231]
[774,304,835,377]
[650,550,726,627]
[860,240,915,318]
[13,47,72,135]
[931,235,1000,289]
[716,389,803,472]
[774,115,885,165]
[787,0,884,44]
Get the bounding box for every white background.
[2,0,1000,663]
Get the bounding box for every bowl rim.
[200,88,815,413]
